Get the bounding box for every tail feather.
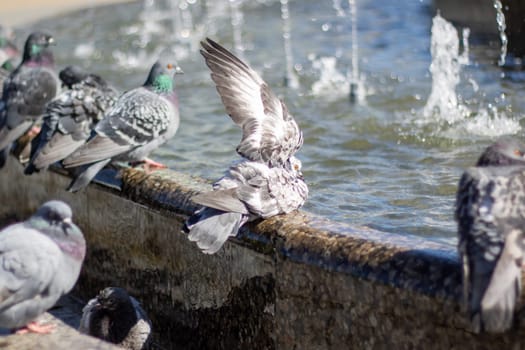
[185,207,245,254]
[66,158,111,192]
[471,229,524,333]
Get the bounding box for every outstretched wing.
[200,38,302,166]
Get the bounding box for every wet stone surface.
[2,157,525,349]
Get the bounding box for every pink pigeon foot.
[15,321,56,334]
[28,125,41,138]
[130,158,167,173]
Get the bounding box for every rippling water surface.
[17,0,525,244]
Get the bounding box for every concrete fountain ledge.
[1,157,525,349]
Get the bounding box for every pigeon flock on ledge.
[0,22,522,349]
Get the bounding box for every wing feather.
[200,38,302,165]
[0,226,61,311]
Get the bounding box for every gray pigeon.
[199,38,303,168]
[456,141,525,333]
[184,38,308,254]
[0,31,59,168]
[79,287,152,350]
[185,158,308,254]
[61,58,182,192]
[24,66,118,175]
[0,200,86,333]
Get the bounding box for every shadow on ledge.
[0,157,525,349]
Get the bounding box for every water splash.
[311,0,367,102]
[311,56,350,100]
[422,14,469,124]
[229,0,246,61]
[458,107,521,137]
[493,0,508,66]
[281,0,299,89]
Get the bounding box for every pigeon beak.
[174,65,184,75]
[63,217,72,224]
[47,37,55,46]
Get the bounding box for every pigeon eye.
[293,164,299,171]
[167,63,173,69]
[514,149,524,157]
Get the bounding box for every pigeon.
[62,57,182,192]
[58,65,90,89]
[455,141,525,333]
[24,66,118,175]
[199,38,303,168]
[476,138,525,167]
[185,157,308,254]
[0,31,59,168]
[79,287,152,350]
[0,200,86,333]
[184,38,308,254]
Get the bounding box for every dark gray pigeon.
[184,39,308,254]
[476,138,525,167]
[62,58,182,192]
[58,65,90,89]
[79,287,152,350]
[0,31,59,168]
[456,142,525,333]
[24,66,118,175]
[200,38,303,168]
[185,158,308,254]
[0,200,86,333]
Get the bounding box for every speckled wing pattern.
[0,226,62,327]
[455,165,525,333]
[193,160,309,218]
[200,38,303,166]
[0,66,58,150]
[29,78,117,170]
[63,87,174,167]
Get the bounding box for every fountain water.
[281,0,299,89]
[229,0,246,62]
[310,56,349,100]
[347,0,365,104]
[311,0,366,103]
[493,0,508,66]
[422,13,521,137]
[422,13,469,124]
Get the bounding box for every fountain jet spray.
[348,0,360,103]
[493,0,508,67]
[422,13,469,124]
[281,0,299,89]
[229,0,246,62]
